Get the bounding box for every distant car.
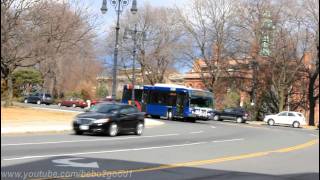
[73,103,145,136]
[264,111,306,128]
[58,98,87,108]
[90,98,113,106]
[24,93,53,105]
[212,107,248,123]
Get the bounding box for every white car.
[264,111,307,128]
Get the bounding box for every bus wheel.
[167,110,173,120]
[151,115,160,119]
[190,119,196,123]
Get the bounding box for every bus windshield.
[190,90,213,108]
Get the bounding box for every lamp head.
[131,0,138,14]
[101,0,108,14]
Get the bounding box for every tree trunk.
[308,96,315,126]
[278,88,285,112]
[308,78,316,126]
[5,73,13,107]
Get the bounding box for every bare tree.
[1,0,102,104]
[231,0,312,118]
[300,0,319,125]
[1,0,41,106]
[27,0,100,98]
[177,0,239,92]
[105,3,185,85]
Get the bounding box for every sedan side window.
[127,106,138,114]
[288,113,295,116]
[119,107,130,114]
[278,112,287,116]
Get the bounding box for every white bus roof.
[149,83,210,92]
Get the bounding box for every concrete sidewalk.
[246,121,318,130]
[1,118,164,134]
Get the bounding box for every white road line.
[210,126,216,129]
[190,131,203,134]
[1,134,179,147]
[309,134,319,137]
[3,142,207,161]
[212,138,244,143]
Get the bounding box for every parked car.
[90,98,113,106]
[58,98,87,108]
[73,102,145,136]
[263,111,306,128]
[24,93,53,105]
[212,107,249,123]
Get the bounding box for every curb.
[1,119,164,135]
[246,121,319,130]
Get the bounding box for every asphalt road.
[1,119,319,180]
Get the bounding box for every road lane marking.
[3,141,208,161]
[52,158,99,168]
[79,139,319,178]
[210,126,216,128]
[1,134,179,147]
[30,139,319,179]
[29,138,318,180]
[190,131,203,134]
[212,138,244,143]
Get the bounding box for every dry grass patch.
[1,106,80,123]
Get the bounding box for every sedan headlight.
[93,118,110,124]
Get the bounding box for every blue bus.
[141,84,214,122]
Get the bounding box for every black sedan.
[73,103,145,136]
[212,107,249,123]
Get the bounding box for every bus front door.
[176,93,187,117]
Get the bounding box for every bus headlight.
[189,108,195,113]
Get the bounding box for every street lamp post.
[124,24,145,105]
[131,24,137,104]
[101,0,137,101]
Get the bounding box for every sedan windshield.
[90,104,120,113]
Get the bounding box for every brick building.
[183,54,319,124]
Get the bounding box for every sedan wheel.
[236,117,243,123]
[167,111,173,120]
[293,121,300,128]
[108,123,118,137]
[213,115,220,121]
[75,130,83,135]
[268,119,275,126]
[36,100,41,105]
[135,122,144,135]
[24,99,28,104]
[72,104,76,108]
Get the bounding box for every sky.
[80,0,190,36]
[78,0,191,73]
